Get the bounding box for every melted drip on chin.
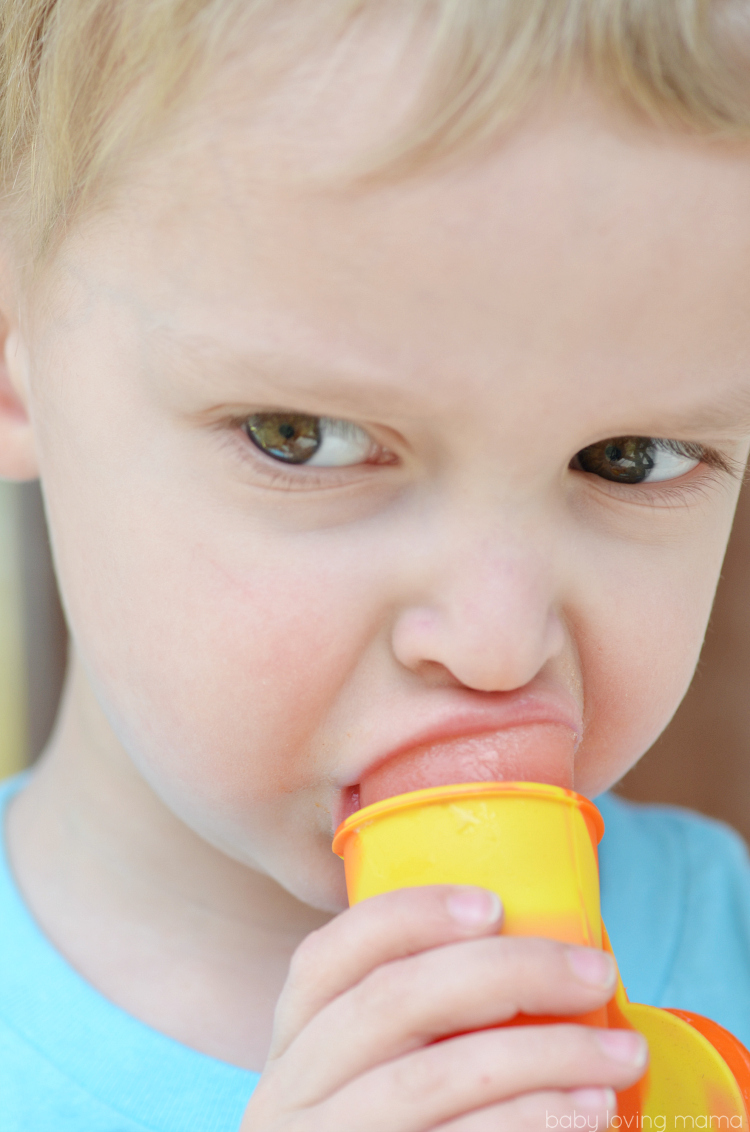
[357,722,577,810]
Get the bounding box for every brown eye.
[243,412,382,468]
[244,412,320,464]
[574,437,655,483]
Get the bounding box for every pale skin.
[1,24,750,1129]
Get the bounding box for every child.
[2,0,750,1127]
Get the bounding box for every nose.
[390,525,567,693]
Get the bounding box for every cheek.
[572,522,734,798]
[31,336,381,906]
[43,439,379,820]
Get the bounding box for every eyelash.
[223,415,742,496]
[652,439,737,477]
[571,438,743,512]
[589,439,739,480]
[224,415,396,491]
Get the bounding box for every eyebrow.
[150,329,429,419]
[151,328,750,437]
[643,385,750,438]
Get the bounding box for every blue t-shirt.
[1,775,750,1130]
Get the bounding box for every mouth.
[338,720,579,824]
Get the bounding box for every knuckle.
[373,883,442,908]
[356,955,416,1014]
[388,1047,452,1107]
[486,935,559,987]
[555,1022,612,1071]
[502,934,563,966]
[513,1022,593,1068]
[547,1021,593,1052]
[479,937,572,1008]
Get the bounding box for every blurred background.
[1,478,749,844]
[0,481,67,781]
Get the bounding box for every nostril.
[391,577,567,694]
[407,659,466,688]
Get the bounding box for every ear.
[0,308,39,482]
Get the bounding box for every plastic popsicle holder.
[332,781,750,1121]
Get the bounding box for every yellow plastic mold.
[333,781,750,1123]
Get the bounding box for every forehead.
[51,44,750,432]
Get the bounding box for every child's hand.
[240,886,647,1131]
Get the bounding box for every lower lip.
[341,721,578,821]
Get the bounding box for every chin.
[290,880,350,916]
[274,854,351,915]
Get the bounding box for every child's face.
[11,46,750,911]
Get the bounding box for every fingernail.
[446,887,502,927]
[566,947,616,988]
[569,1087,616,1111]
[598,1028,648,1067]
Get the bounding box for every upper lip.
[337,686,583,795]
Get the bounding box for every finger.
[270,885,503,1057]
[241,1085,616,1132]
[311,1024,647,1132]
[432,1088,616,1131]
[275,935,616,1102]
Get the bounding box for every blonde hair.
[2,0,750,267]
